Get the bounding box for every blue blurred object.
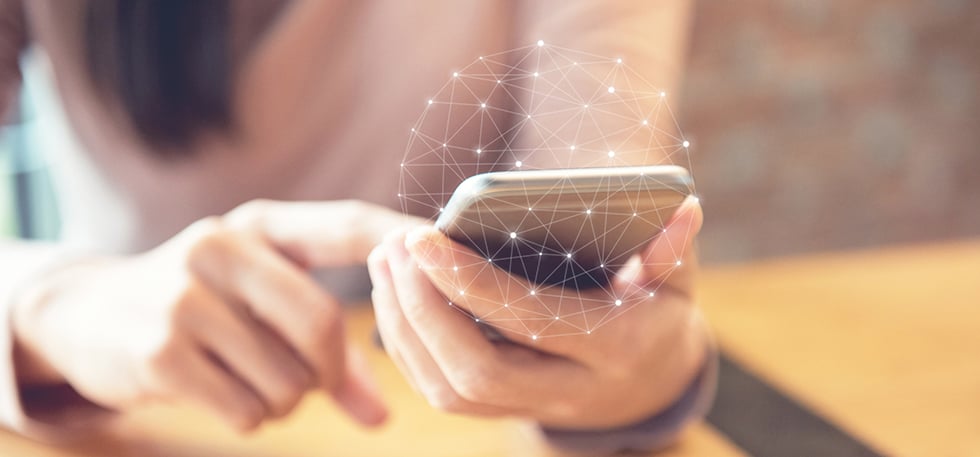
[0,85,60,240]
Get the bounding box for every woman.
[0,0,711,453]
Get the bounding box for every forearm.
[513,0,695,169]
[0,240,109,438]
[2,240,76,379]
[8,247,96,387]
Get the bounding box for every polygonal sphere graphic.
[399,42,696,339]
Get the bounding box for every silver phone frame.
[436,165,693,231]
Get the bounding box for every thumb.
[225,200,427,268]
[617,196,703,290]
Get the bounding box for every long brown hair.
[84,0,233,157]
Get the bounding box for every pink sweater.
[0,0,706,450]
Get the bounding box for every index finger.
[225,200,427,268]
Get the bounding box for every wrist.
[643,308,712,419]
[540,308,711,431]
[538,346,718,454]
[11,272,68,386]
[9,256,112,386]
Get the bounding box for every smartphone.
[435,165,694,289]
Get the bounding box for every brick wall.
[680,0,980,263]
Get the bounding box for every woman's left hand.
[367,197,708,430]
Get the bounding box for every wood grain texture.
[700,239,980,457]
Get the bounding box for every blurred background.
[1,0,978,264]
[683,0,980,263]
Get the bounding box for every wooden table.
[1,239,977,456]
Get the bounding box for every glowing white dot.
[528,207,533,211]
[515,160,523,167]
[537,39,544,47]
[453,265,458,271]
[660,91,667,98]
[474,318,480,323]
[510,232,517,239]
[427,99,433,105]
[400,163,404,167]
[443,143,447,147]
[692,195,700,203]
[530,290,536,296]
[608,86,616,93]
[599,264,605,268]
[608,151,615,158]
[583,104,589,109]
[573,62,578,65]
[411,127,416,132]
[533,72,539,78]
[566,253,573,259]
[632,212,638,217]
[570,145,576,151]
[459,289,466,295]
[397,193,402,197]
[480,102,487,109]
[587,330,592,335]
[439,207,444,212]
[476,148,482,154]
[642,120,649,125]
[539,252,544,256]
[504,303,509,308]
[585,209,592,215]
[487,258,493,263]
[479,56,484,60]
[554,316,560,320]
[649,291,655,297]
[532,335,538,340]
[496,80,502,84]
[526,114,532,119]
[614,299,623,306]
[453,72,459,78]
[616,58,623,64]
[676,260,683,266]
[683,140,690,148]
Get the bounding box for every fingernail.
[404,228,442,269]
[367,247,393,283]
[384,233,409,264]
[351,348,383,398]
[335,349,389,427]
[667,200,697,232]
[404,226,429,249]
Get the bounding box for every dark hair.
[84,0,233,157]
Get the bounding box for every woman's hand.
[368,197,707,430]
[11,200,421,432]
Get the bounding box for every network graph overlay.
[398,41,697,339]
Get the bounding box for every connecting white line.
[398,42,697,339]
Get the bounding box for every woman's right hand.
[10,200,420,431]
